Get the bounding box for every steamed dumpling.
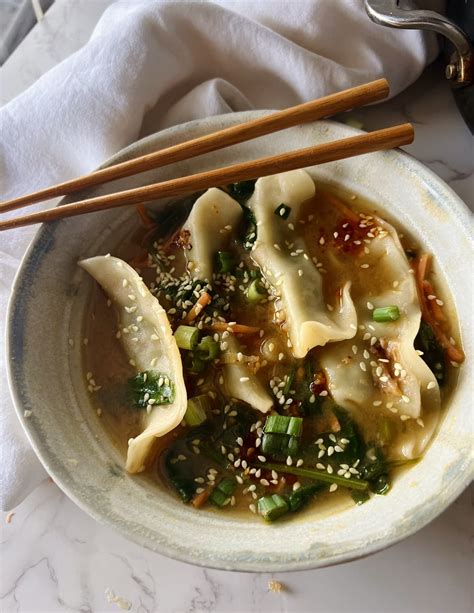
[247,170,357,358]
[79,256,187,473]
[183,188,243,281]
[221,335,273,414]
[318,217,440,459]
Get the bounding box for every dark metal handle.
[365,0,473,86]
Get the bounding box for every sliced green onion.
[174,325,200,350]
[209,478,236,507]
[261,416,303,457]
[195,336,220,361]
[185,395,210,426]
[257,494,289,521]
[256,462,369,491]
[216,251,234,274]
[264,415,303,437]
[247,279,266,303]
[372,306,400,322]
[274,204,291,219]
[185,353,207,374]
[283,369,296,397]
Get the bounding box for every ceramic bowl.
[7,113,473,571]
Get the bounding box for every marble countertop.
[1,1,473,612]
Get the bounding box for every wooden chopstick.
[0,123,414,232]
[0,79,389,214]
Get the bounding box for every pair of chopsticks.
[0,78,413,231]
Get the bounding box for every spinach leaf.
[128,371,174,408]
[415,320,446,385]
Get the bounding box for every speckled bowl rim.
[6,112,474,572]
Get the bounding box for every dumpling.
[247,170,357,358]
[318,216,440,459]
[183,188,243,281]
[79,256,187,473]
[221,335,273,414]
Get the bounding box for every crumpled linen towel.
[0,0,439,511]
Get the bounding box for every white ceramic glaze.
[6,113,473,572]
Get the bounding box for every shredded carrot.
[191,486,213,508]
[324,193,359,224]
[184,292,212,324]
[210,322,260,335]
[136,204,155,229]
[413,254,465,363]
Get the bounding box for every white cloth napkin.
[0,0,439,511]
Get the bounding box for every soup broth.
[82,172,463,522]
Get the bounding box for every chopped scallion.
[216,251,234,274]
[274,204,291,219]
[261,415,303,457]
[257,494,289,521]
[196,336,220,361]
[372,306,400,322]
[174,325,200,350]
[209,478,236,507]
[185,395,210,426]
[247,279,266,303]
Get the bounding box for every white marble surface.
[1,1,473,612]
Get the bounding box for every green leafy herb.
[415,320,446,385]
[274,203,292,219]
[164,451,196,502]
[242,207,257,251]
[228,180,256,202]
[288,483,323,512]
[358,445,391,495]
[128,370,174,408]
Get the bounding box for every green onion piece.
[247,279,266,303]
[195,336,220,361]
[256,462,369,491]
[257,494,289,521]
[264,415,303,437]
[351,489,370,506]
[209,478,236,507]
[261,416,303,457]
[372,306,400,322]
[174,325,200,350]
[274,204,292,219]
[283,369,296,397]
[185,353,207,374]
[185,395,210,426]
[216,251,234,273]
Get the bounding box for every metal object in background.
[365,0,474,132]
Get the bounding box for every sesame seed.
[359,362,367,372]
[329,483,338,492]
[401,395,410,403]
[239,376,250,382]
[400,414,410,421]
[260,478,270,486]
[249,504,257,513]
[367,302,374,310]
[427,381,436,390]
[257,455,266,462]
